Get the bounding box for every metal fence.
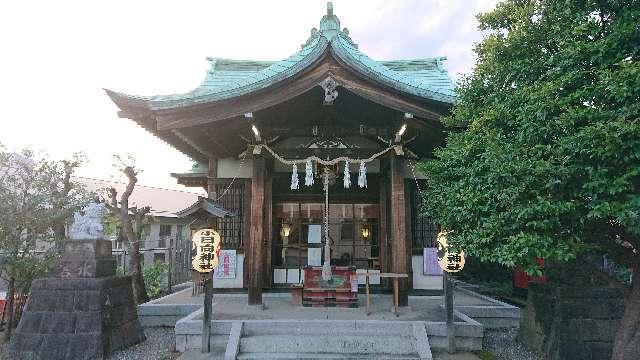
[111,237,193,290]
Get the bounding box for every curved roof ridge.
[381,58,448,71]
[206,58,277,71]
[116,35,328,109]
[155,35,328,108]
[330,33,456,104]
[106,2,457,111]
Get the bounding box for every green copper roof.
[109,2,457,110]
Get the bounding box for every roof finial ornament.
[320,1,340,33]
[301,28,319,48]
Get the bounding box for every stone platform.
[5,239,145,360]
[133,285,521,358]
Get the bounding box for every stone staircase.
[233,320,432,359]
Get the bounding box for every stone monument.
[5,201,145,360]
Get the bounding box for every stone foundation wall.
[5,276,145,360]
[520,278,625,359]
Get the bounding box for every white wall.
[212,253,244,288]
[218,157,253,178]
[412,255,443,290]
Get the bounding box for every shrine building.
[106,3,455,306]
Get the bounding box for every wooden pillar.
[390,155,409,306]
[379,173,390,278]
[242,179,252,289]
[207,157,218,199]
[405,179,414,295]
[263,160,273,287]
[248,156,265,305]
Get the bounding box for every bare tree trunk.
[3,277,15,342]
[106,166,151,305]
[612,265,640,360]
[131,206,149,304]
[128,239,148,304]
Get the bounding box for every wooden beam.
[177,127,235,158]
[390,155,409,306]
[248,156,265,305]
[203,128,234,158]
[266,126,393,138]
[274,148,384,161]
[171,129,212,158]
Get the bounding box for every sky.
[0,0,499,191]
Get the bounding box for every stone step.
[239,334,417,355]
[237,352,420,359]
[241,320,414,336]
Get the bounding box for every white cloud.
[0,0,499,190]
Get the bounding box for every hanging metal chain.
[211,152,247,203]
[322,166,332,281]
[324,167,329,248]
[408,159,427,204]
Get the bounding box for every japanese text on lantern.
[436,231,465,273]
[191,229,222,273]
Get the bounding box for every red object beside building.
[513,259,547,289]
[303,266,358,307]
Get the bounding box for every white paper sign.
[307,247,322,266]
[368,270,381,285]
[214,250,236,279]
[307,224,322,244]
[424,247,443,275]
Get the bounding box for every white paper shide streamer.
[343,161,351,188]
[305,159,314,186]
[290,163,299,190]
[358,160,367,188]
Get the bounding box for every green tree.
[420,1,639,358]
[0,145,89,341]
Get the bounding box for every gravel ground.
[109,327,179,360]
[0,337,6,358]
[2,325,542,360]
[484,328,542,360]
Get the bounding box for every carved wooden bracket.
[393,144,405,156]
[252,144,263,155]
[319,76,339,105]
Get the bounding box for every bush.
[143,261,168,299]
[454,256,512,284]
